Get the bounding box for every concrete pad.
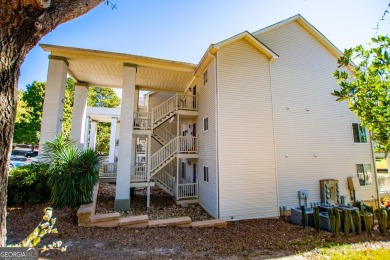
[91,212,121,223]
[119,215,149,227]
[148,216,192,228]
[191,219,227,228]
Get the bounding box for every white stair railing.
[152,95,177,126]
[150,137,178,173]
[155,170,176,192]
[177,181,198,199]
[154,126,175,144]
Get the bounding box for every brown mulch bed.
[6,183,390,259]
[96,182,212,221]
[6,202,390,259]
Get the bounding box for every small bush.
[352,209,362,235]
[7,162,50,205]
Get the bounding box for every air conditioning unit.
[291,207,314,227]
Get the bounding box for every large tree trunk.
[0,0,104,247]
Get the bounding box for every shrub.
[342,209,351,236]
[328,208,341,238]
[313,207,320,232]
[43,134,101,208]
[361,212,373,235]
[375,208,388,234]
[352,209,362,235]
[7,162,50,205]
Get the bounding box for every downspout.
[211,52,220,219]
[269,59,280,214]
[370,133,381,209]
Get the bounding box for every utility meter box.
[298,190,308,199]
[319,179,339,204]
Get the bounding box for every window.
[352,123,367,143]
[204,166,209,182]
[203,70,208,85]
[356,164,372,186]
[203,117,208,132]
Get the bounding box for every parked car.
[25,151,38,158]
[10,161,26,168]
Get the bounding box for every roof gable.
[252,14,344,61]
[212,31,279,62]
[194,31,278,76]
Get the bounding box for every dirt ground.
[6,184,390,259]
[95,183,212,221]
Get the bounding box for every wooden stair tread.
[148,216,191,227]
[119,215,149,226]
[192,219,227,228]
[91,212,120,223]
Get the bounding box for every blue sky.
[19,0,390,90]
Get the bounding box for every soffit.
[40,44,196,93]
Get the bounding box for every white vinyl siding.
[254,21,376,207]
[197,59,218,218]
[217,39,278,220]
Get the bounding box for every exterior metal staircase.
[150,137,179,177]
[154,170,175,196]
[131,94,198,199]
[152,127,175,146]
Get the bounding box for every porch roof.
[40,44,197,93]
[87,107,121,123]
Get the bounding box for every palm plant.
[43,134,101,208]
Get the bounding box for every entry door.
[182,162,186,180]
[193,164,197,183]
[192,85,197,109]
[192,123,196,137]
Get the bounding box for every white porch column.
[70,84,89,147]
[108,117,118,163]
[89,121,97,150]
[387,157,390,175]
[39,56,68,157]
[115,63,137,211]
[83,116,90,149]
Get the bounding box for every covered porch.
[39,44,199,211]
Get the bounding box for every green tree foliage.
[13,90,32,145]
[87,87,121,108]
[43,134,100,208]
[61,78,76,136]
[13,81,45,147]
[332,35,390,155]
[87,87,121,155]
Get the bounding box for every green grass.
[316,244,390,260]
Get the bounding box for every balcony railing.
[177,181,198,199]
[177,94,197,111]
[134,112,152,130]
[178,136,198,153]
[99,162,117,177]
[131,164,148,182]
[378,174,390,194]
